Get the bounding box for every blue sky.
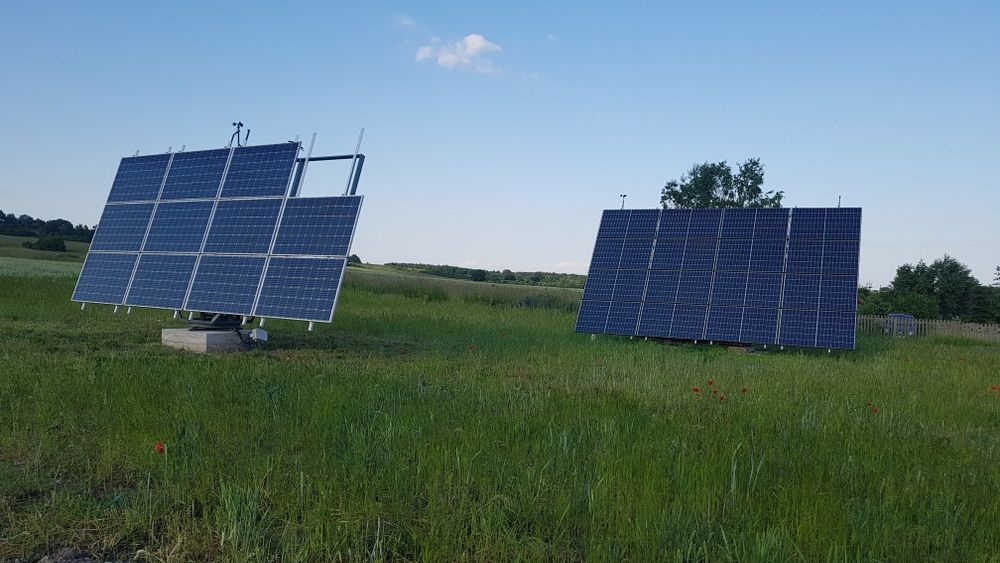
[1,1,997,286]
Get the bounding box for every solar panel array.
[575,207,862,349]
[72,142,364,324]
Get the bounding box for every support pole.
[344,128,364,196]
[307,321,315,332]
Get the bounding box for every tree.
[470,269,487,282]
[347,254,362,265]
[660,158,783,209]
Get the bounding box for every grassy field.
[0,234,89,262]
[1,257,999,561]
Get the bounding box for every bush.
[22,236,67,252]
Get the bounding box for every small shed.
[885,313,917,336]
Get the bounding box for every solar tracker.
[575,207,862,350]
[72,141,366,328]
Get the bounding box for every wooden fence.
[857,315,1000,343]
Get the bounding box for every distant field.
[1,257,999,561]
[0,234,89,262]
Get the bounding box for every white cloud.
[394,14,416,28]
[415,34,502,74]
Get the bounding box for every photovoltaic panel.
[106,154,171,202]
[576,207,862,349]
[203,198,283,254]
[74,140,365,328]
[255,257,346,321]
[125,254,197,309]
[89,203,155,251]
[221,143,299,198]
[272,196,363,256]
[72,253,138,304]
[143,201,214,253]
[159,148,230,200]
[185,255,267,315]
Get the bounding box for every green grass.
[1,259,999,561]
[0,234,89,262]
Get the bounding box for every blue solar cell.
[687,209,722,237]
[778,309,818,347]
[822,240,860,275]
[597,210,630,238]
[272,196,362,256]
[221,143,299,198]
[612,270,647,302]
[676,270,712,304]
[789,208,825,238]
[626,209,660,238]
[824,208,862,239]
[681,238,717,270]
[107,154,170,202]
[749,239,786,272]
[745,273,783,308]
[741,307,778,344]
[817,312,856,349]
[720,209,756,238]
[644,270,679,302]
[582,270,616,302]
[710,271,748,307]
[650,239,685,270]
[707,306,742,342]
[254,257,346,321]
[820,275,858,312]
[159,149,230,200]
[590,238,624,269]
[90,203,154,252]
[637,302,673,337]
[576,300,611,333]
[716,239,752,271]
[782,274,821,310]
[143,201,214,252]
[203,199,282,254]
[606,301,641,335]
[657,210,690,238]
[619,238,653,269]
[185,255,266,315]
[125,254,197,309]
[670,305,707,339]
[753,208,790,239]
[786,239,824,273]
[72,253,137,304]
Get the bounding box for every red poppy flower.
[871,407,879,414]
[719,395,726,401]
[708,379,714,386]
[740,387,747,394]
[867,402,872,407]
[991,385,998,392]
[712,389,718,395]
[692,387,700,393]
[155,441,164,455]
[467,344,475,352]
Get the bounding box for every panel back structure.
[72,142,364,324]
[576,207,861,349]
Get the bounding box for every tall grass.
[1,263,999,561]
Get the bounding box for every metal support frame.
[290,153,366,197]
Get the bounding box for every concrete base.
[162,328,241,353]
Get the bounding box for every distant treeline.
[0,210,95,242]
[386,263,586,289]
[859,255,1000,324]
